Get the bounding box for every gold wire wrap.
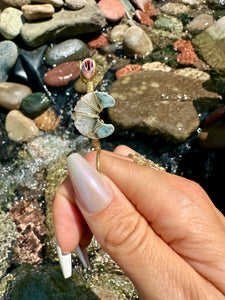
[96,149,101,172]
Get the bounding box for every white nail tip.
[56,239,72,279]
[76,245,90,269]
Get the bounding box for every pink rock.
[202,106,225,129]
[134,9,154,25]
[88,35,109,48]
[44,61,80,87]
[173,40,198,65]
[131,0,157,16]
[115,64,142,79]
[98,0,125,22]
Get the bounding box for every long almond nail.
[66,153,113,213]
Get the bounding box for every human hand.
[53,145,225,299]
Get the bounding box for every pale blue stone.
[0,41,18,82]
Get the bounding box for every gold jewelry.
[128,153,166,172]
[96,149,101,172]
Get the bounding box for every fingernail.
[76,246,90,269]
[56,239,72,279]
[66,153,113,213]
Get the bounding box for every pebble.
[88,35,109,48]
[21,4,55,21]
[131,0,157,16]
[44,39,90,66]
[174,40,198,65]
[115,64,142,79]
[64,0,86,10]
[5,110,39,143]
[0,7,24,39]
[160,2,190,15]
[44,61,80,87]
[0,82,32,110]
[34,107,61,131]
[31,0,63,7]
[98,0,125,22]
[2,0,31,7]
[110,24,129,43]
[187,14,214,34]
[0,40,18,82]
[154,16,183,33]
[20,92,51,118]
[134,10,154,25]
[123,26,153,58]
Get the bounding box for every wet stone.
[110,24,129,43]
[154,16,183,33]
[64,0,86,10]
[34,107,61,131]
[21,4,55,20]
[44,61,80,87]
[160,2,190,15]
[0,82,32,110]
[0,40,18,82]
[45,39,90,66]
[88,35,109,48]
[131,0,157,16]
[115,64,142,79]
[134,9,154,25]
[0,7,24,39]
[21,92,51,118]
[98,0,125,22]
[187,14,214,34]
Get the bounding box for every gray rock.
[108,70,222,142]
[193,16,225,74]
[20,0,106,47]
[64,0,86,10]
[0,40,18,82]
[154,16,183,33]
[123,26,153,58]
[188,14,214,34]
[45,38,89,66]
[0,7,24,39]
[0,82,32,110]
[31,0,63,7]
[1,0,31,8]
[5,110,39,143]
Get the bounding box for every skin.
[53,145,225,299]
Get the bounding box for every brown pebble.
[173,40,198,65]
[131,0,157,16]
[134,9,154,25]
[115,64,142,79]
[34,107,61,131]
[88,35,109,48]
[21,4,55,21]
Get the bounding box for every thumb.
[66,153,211,299]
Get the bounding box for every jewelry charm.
[128,153,166,172]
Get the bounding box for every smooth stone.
[0,7,24,39]
[21,92,51,118]
[0,82,32,110]
[34,107,61,131]
[20,1,106,47]
[5,110,39,143]
[45,39,89,66]
[31,0,63,7]
[64,0,86,10]
[88,35,109,48]
[21,4,55,20]
[131,0,157,16]
[0,41,18,82]
[123,26,153,57]
[115,64,142,79]
[160,2,190,15]
[1,0,31,7]
[188,14,214,34]
[98,0,125,22]
[109,70,222,142]
[193,16,225,74]
[154,16,183,33]
[134,10,154,25]
[44,61,80,87]
[110,24,129,43]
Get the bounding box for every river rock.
[45,39,89,66]
[187,14,214,34]
[193,16,225,74]
[154,16,183,32]
[1,0,31,7]
[5,110,39,143]
[123,26,153,57]
[64,0,86,10]
[20,1,106,47]
[21,4,55,20]
[110,24,129,43]
[108,70,222,142]
[131,0,157,16]
[0,82,32,110]
[134,10,154,25]
[160,2,190,15]
[21,92,51,118]
[31,0,63,7]
[0,7,24,39]
[0,41,18,82]
[44,61,80,87]
[98,0,125,22]
[34,107,61,131]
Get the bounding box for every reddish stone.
[98,0,126,22]
[44,61,80,87]
[88,35,109,48]
[134,9,154,25]
[131,0,157,16]
[173,40,198,65]
[202,106,225,129]
[115,64,142,79]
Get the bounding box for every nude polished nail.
[66,153,113,213]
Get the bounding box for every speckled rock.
[34,107,61,131]
[0,211,18,278]
[0,82,32,110]
[187,14,214,34]
[115,64,142,79]
[45,39,89,66]
[154,16,183,32]
[193,16,225,74]
[21,92,51,118]
[98,0,125,22]
[5,110,39,143]
[110,24,129,43]
[20,1,106,47]
[123,25,153,57]
[31,0,63,7]
[64,0,86,10]
[160,2,190,15]
[1,0,31,8]
[174,40,198,65]
[0,40,18,82]
[21,4,55,20]
[109,70,222,142]
[0,7,24,39]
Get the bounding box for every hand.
[53,145,225,299]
